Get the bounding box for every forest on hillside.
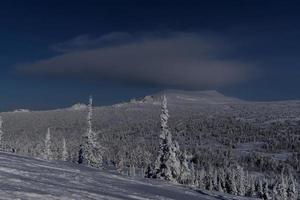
[0,91,299,199]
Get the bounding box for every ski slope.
[0,152,255,200]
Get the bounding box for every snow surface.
[69,103,88,111]
[0,152,255,200]
[13,109,30,113]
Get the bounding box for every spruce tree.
[226,168,237,195]
[277,172,288,200]
[213,169,218,190]
[43,128,52,160]
[78,96,104,168]
[198,168,205,189]
[0,116,3,149]
[262,180,270,200]
[272,183,280,200]
[151,95,181,182]
[129,165,136,177]
[208,178,213,191]
[248,176,256,197]
[218,168,226,191]
[190,163,196,185]
[287,173,297,200]
[231,170,238,196]
[237,166,246,196]
[258,179,264,198]
[218,180,224,192]
[178,150,192,184]
[61,138,68,161]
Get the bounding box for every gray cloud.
[20,32,255,88]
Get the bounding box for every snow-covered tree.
[248,176,256,197]
[258,178,264,198]
[218,168,226,191]
[0,116,3,149]
[287,173,298,200]
[198,168,205,189]
[61,137,68,161]
[150,95,181,182]
[178,150,192,184]
[78,96,104,168]
[277,172,288,200]
[43,128,52,160]
[237,166,246,196]
[226,168,237,195]
[208,177,213,191]
[218,181,224,192]
[213,169,218,190]
[206,164,213,191]
[129,165,136,177]
[244,170,250,194]
[262,180,270,200]
[272,183,279,200]
[231,170,238,195]
[190,163,196,185]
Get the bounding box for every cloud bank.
[19,32,255,88]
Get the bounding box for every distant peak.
[158,89,224,97]
[141,89,242,104]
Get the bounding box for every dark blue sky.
[0,0,300,111]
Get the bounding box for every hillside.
[0,90,299,198]
[0,90,299,161]
[0,151,255,200]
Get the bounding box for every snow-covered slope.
[149,90,243,104]
[0,151,253,200]
[0,89,299,198]
[0,90,299,164]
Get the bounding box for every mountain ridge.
[2,90,300,114]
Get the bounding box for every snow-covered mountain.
[0,90,298,153]
[0,151,254,200]
[0,90,299,199]
[143,90,243,104]
[0,90,299,162]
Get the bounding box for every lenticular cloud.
[19,32,254,88]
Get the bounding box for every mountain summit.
[141,90,242,105]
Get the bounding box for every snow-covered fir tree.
[248,176,256,197]
[213,169,218,190]
[190,163,196,185]
[149,95,182,182]
[198,168,205,189]
[244,171,250,195]
[258,178,264,198]
[208,177,213,191]
[287,173,298,200]
[207,164,214,191]
[277,171,288,200]
[218,168,226,192]
[43,128,52,160]
[178,150,192,184]
[61,137,68,161]
[78,95,104,168]
[237,166,246,196]
[226,168,237,195]
[272,183,279,200]
[116,157,125,174]
[0,116,3,149]
[129,165,136,177]
[262,180,270,200]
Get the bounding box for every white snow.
[13,109,30,113]
[69,103,88,111]
[0,152,256,200]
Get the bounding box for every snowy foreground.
[0,152,256,200]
